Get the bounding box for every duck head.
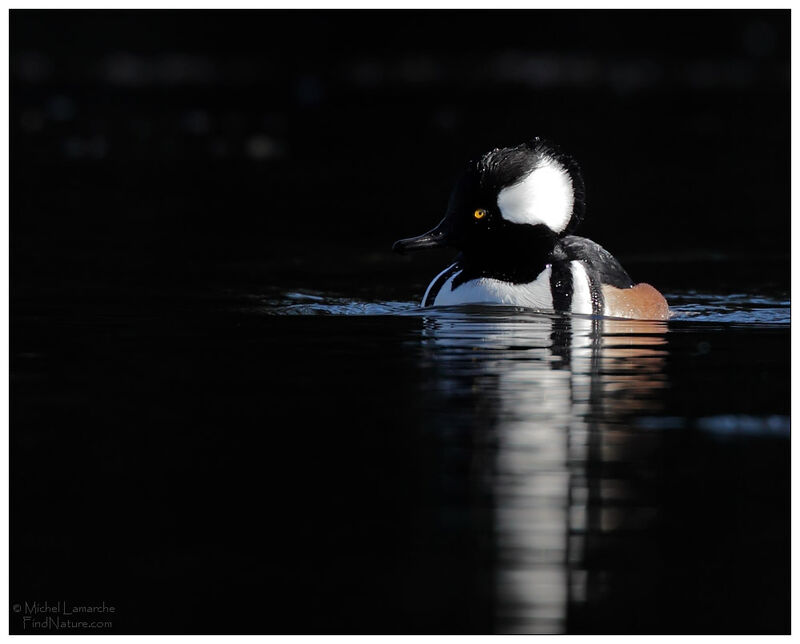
[393,138,586,260]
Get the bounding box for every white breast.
[431,266,554,310]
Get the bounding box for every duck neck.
[456,224,560,285]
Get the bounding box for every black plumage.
[559,235,633,289]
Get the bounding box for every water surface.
[230,287,789,634]
[12,262,789,634]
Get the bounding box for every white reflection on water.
[419,309,668,634]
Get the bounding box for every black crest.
[469,137,586,236]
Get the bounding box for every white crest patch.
[496,156,574,234]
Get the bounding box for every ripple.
[251,289,790,326]
[249,291,421,316]
[666,290,790,325]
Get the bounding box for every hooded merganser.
[392,138,669,320]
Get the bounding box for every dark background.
[11,9,790,634]
[11,9,790,298]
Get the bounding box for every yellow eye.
[474,208,488,220]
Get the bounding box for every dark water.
[253,287,790,633]
[12,268,790,634]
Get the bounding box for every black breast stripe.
[549,261,573,313]
[422,263,461,307]
[586,269,605,316]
